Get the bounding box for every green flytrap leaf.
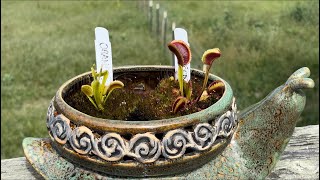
[81,85,98,110]
[107,80,125,92]
[100,70,109,98]
[183,80,192,100]
[92,80,104,110]
[103,80,124,104]
[91,66,97,79]
[178,65,184,97]
[81,85,93,97]
[81,64,124,111]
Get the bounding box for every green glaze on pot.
[54,66,234,134]
[23,66,314,179]
[47,66,237,177]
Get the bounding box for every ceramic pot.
[47,65,237,177]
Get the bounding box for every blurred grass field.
[1,1,318,159]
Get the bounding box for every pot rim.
[54,65,233,134]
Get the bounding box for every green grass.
[1,1,319,159]
[159,0,319,126]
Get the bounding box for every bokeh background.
[1,1,319,159]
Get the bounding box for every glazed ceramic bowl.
[47,65,237,177]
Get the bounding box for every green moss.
[65,76,222,121]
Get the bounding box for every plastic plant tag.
[173,28,190,82]
[95,27,113,86]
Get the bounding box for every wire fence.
[136,0,204,67]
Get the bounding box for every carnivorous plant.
[81,65,124,111]
[168,40,192,113]
[168,40,223,113]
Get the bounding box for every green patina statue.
[23,65,314,179]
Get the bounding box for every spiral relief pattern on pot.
[69,126,95,155]
[93,133,127,161]
[231,97,238,123]
[216,98,237,137]
[47,97,237,163]
[216,112,233,137]
[49,114,71,144]
[193,123,217,150]
[46,102,54,129]
[162,129,192,159]
[128,133,161,163]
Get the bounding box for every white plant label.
[173,28,190,82]
[95,27,113,86]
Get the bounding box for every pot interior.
[62,67,222,121]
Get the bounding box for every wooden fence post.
[139,0,144,11]
[162,11,167,51]
[148,0,153,33]
[156,3,160,36]
[171,22,176,65]
[144,0,147,14]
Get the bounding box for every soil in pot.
[64,71,224,121]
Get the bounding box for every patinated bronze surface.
[23,66,314,179]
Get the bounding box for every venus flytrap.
[103,80,125,104]
[196,48,221,102]
[199,80,225,102]
[81,65,124,111]
[168,40,192,97]
[173,28,190,82]
[168,40,192,113]
[81,84,98,109]
[172,96,188,114]
[207,80,224,96]
[168,40,225,113]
